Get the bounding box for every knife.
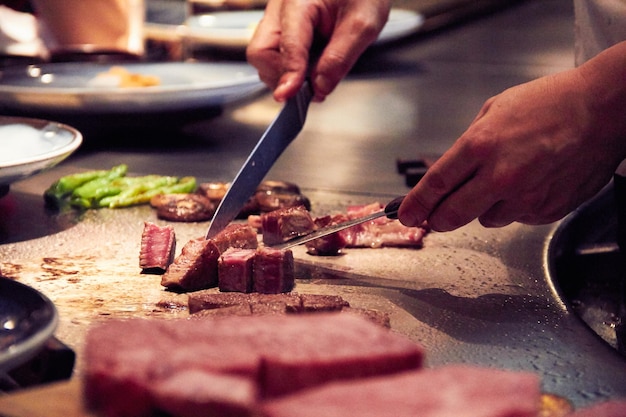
[272,195,405,250]
[206,81,314,239]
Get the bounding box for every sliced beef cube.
[211,223,258,254]
[253,247,295,294]
[139,222,176,273]
[261,205,315,246]
[261,365,541,417]
[219,248,256,293]
[161,238,220,291]
[566,400,626,417]
[83,313,424,417]
[188,291,249,314]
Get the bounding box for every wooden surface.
[0,380,91,417]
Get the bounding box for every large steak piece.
[83,313,424,417]
[261,365,542,417]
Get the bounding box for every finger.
[310,6,389,100]
[246,0,285,89]
[272,1,318,101]
[398,146,479,229]
[477,201,517,228]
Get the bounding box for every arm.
[398,41,626,231]
[246,0,391,102]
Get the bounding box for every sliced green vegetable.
[99,176,181,208]
[44,168,111,208]
[68,164,128,208]
[44,164,197,210]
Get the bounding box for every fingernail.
[314,74,332,95]
[273,81,291,102]
[399,209,423,228]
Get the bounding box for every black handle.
[384,195,405,219]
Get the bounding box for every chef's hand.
[246,0,391,102]
[398,41,626,232]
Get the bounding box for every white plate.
[0,116,82,187]
[182,8,424,49]
[0,62,265,115]
[0,278,59,373]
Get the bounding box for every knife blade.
[272,195,405,250]
[206,81,314,239]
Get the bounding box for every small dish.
[0,116,82,188]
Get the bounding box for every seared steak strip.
[139,222,176,273]
[188,291,350,315]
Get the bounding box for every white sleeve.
[574,0,626,65]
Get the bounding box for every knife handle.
[384,195,405,219]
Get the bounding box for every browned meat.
[159,223,258,293]
[152,193,216,222]
[161,238,220,291]
[253,247,294,294]
[261,205,315,246]
[219,248,256,293]
[196,182,229,203]
[190,303,253,317]
[139,222,176,273]
[247,293,303,313]
[255,190,311,213]
[250,301,290,315]
[300,294,349,312]
[211,223,258,253]
[261,365,541,417]
[196,180,310,219]
[188,291,250,313]
[256,180,301,195]
[83,313,424,417]
[187,292,352,316]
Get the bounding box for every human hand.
[398,64,626,232]
[246,0,391,102]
